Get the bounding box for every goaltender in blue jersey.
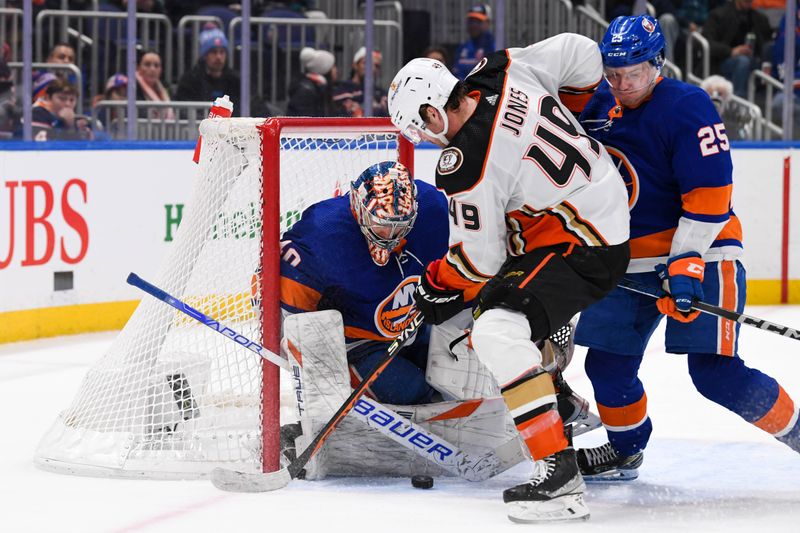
[574,15,800,482]
[279,161,449,405]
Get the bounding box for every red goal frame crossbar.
[257,117,415,472]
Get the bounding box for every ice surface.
[2,306,800,532]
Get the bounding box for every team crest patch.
[375,277,420,337]
[642,18,655,33]
[467,57,488,78]
[437,147,464,175]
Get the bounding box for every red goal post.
[258,118,415,471]
[34,117,414,479]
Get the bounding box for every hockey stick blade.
[210,466,291,492]
[619,278,800,341]
[127,272,289,370]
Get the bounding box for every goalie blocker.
[282,309,597,479]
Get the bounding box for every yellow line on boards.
[0,301,140,344]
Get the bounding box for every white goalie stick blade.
[211,467,292,493]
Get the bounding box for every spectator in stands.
[175,26,240,113]
[701,74,756,139]
[92,73,127,106]
[32,71,57,103]
[136,50,174,119]
[702,0,772,97]
[31,79,94,141]
[453,3,495,79]
[422,45,451,70]
[0,59,20,140]
[44,42,79,86]
[91,73,128,132]
[332,47,388,117]
[771,6,800,138]
[46,42,76,68]
[286,47,336,117]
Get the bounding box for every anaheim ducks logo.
[375,276,420,337]
[605,146,639,210]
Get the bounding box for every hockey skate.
[503,448,589,523]
[576,442,643,482]
[553,372,602,437]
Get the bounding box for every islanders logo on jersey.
[604,146,640,209]
[375,276,420,337]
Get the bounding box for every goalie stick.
[126,273,522,489]
[619,278,800,341]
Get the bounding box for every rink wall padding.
[0,141,798,343]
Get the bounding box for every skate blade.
[506,493,590,523]
[582,468,639,483]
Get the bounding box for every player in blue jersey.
[279,160,449,406]
[575,15,800,481]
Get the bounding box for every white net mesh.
[35,118,404,478]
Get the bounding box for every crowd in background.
[1,0,799,140]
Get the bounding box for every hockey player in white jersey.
[388,33,631,522]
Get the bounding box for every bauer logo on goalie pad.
[375,276,421,337]
[352,398,455,462]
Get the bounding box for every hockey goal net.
[35,117,413,478]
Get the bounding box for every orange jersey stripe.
[719,261,737,356]
[280,276,322,311]
[435,253,488,300]
[559,91,594,114]
[717,214,743,242]
[507,210,582,250]
[519,252,555,289]
[753,386,796,435]
[344,325,390,342]
[425,399,484,422]
[516,410,568,460]
[597,393,648,428]
[629,216,743,259]
[629,228,675,258]
[681,184,732,216]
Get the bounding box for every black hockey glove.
[414,260,465,325]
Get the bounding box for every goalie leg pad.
[426,317,501,400]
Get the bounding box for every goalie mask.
[350,161,418,266]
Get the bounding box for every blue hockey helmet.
[599,15,665,69]
[350,161,418,264]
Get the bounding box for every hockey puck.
[411,475,434,489]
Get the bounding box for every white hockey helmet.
[388,57,459,146]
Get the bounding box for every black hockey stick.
[618,278,800,341]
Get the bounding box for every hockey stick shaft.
[286,312,424,478]
[127,273,290,370]
[619,278,800,341]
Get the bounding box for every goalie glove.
[655,252,704,323]
[414,259,465,325]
